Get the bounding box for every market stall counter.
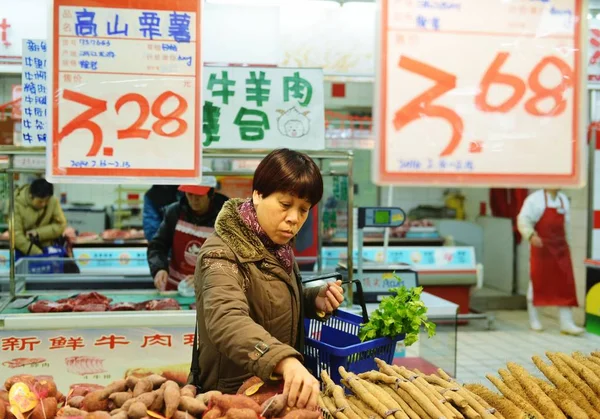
[0,290,196,389]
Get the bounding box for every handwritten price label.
[395,53,574,157]
[49,0,202,183]
[375,0,583,187]
[59,89,189,157]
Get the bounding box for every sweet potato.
[87,412,112,419]
[199,391,222,406]
[173,411,193,419]
[226,408,258,419]
[112,412,128,419]
[0,401,5,419]
[34,379,58,398]
[83,391,110,412]
[164,381,181,419]
[147,375,167,389]
[121,399,135,412]
[68,396,85,408]
[0,391,7,404]
[212,395,261,414]
[180,386,196,399]
[128,401,148,419]
[109,393,133,408]
[133,393,156,409]
[133,380,153,398]
[260,395,287,418]
[149,389,164,412]
[126,376,140,390]
[203,408,222,419]
[70,384,106,398]
[59,407,88,417]
[281,410,321,419]
[29,397,58,419]
[101,380,127,400]
[178,396,206,416]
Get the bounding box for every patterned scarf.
[238,199,294,274]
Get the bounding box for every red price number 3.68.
[58,89,189,158]
[393,52,574,157]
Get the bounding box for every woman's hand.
[275,357,320,410]
[315,280,344,314]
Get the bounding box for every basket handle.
[301,272,369,323]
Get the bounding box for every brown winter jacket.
[193,198,322,394]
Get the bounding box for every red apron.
[165,217,214,291]
[530,193,578,307]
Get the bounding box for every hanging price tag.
[48,0,203,184]
[373,0,585,187]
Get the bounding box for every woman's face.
[253,191,311,245]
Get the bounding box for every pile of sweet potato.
[0,374,322,419]
[204,394,320,419]
[215,377,320,419]
[59,375,216,419]
[1,374,64,419]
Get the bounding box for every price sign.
[374,0,585,187]
[48,0,202,183]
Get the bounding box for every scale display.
[358,207,406,229]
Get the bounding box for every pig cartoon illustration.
[276,107,311,138]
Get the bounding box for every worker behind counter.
[14,178,67,257]
[192,149,344,410]
[517,188,584,336]
[147,173,228,291]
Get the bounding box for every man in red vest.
[148,171,228,291]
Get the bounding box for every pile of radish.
[319,352,600,419]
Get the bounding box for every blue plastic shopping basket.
[303,274,404,384]
[15,236,69,274]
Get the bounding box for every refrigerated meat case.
[0,147,356,293]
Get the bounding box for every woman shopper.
[193,148,344,410]
[517,188,584,335]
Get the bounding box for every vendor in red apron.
[517,189,584,335]
[147,172,228,291]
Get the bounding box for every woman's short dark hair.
[30,178,54,199]
[253,149,323,207]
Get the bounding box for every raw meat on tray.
[28,300,73,313]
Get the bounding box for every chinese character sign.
[0,327,193,389]
[374,0,584,187]
[49,0,202,183]
[203,67,325,150]
[21,39,48,147]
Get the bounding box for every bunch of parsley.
[358,284,436,346]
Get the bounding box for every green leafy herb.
[358,282,436,346]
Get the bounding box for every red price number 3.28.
[393,52,574,157]
[58,89,189,157]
